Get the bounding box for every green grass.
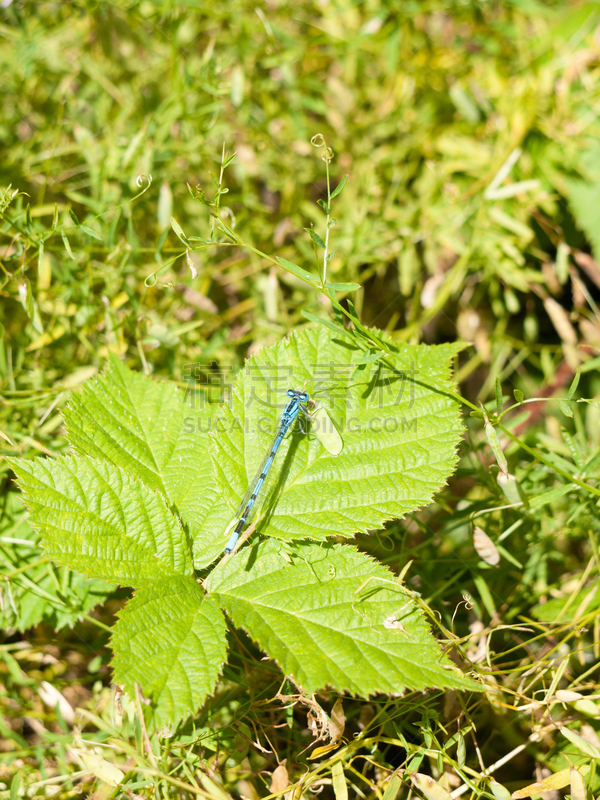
[2,1,600,799]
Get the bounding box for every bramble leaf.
[112,576,227,728]
[212,327,464,546]
[63,354,229,568]
[10,327,471,718]
[0,490,114,631]
[207,540,477,695]
[9,455,192,586]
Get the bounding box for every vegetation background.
[2,1,600,799]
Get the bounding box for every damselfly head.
[287,389,309,402]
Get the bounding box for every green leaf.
[330,175,348,200]
[514,389,524,403]
[304,227,326,249]
[276,256,319,287]
[532,583,600,624]
[302,310,350,337]
[170,216,190,245]
[317,199,330,215]
[529,483,577,510]
[332,762,348,800]
[457,731,466,767]
[481,405,508,479]
[112,576,227,729]
[17,278,43,334]
[383,776,402,800]
[222,150,237,169]
[212,327,463,546]
[567,369,581,400]
[566,178,600,261]
[79,223,103,240]
[344,298,363,327]
[0,490,113,631]
[583,449,600,475]
[10,776,20,800]
[207,540,477,695]
[351,351,383,365]
[62,354,229,568]
[495,378,503,416]
[61,231,75,260]
[325,282,361,292]
[37,241,44,276]
[559,400,573,418]
[560,726,600,759]
[490,781,511,800]
[9,455,192,586]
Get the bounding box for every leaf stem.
[322,146,332,284]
